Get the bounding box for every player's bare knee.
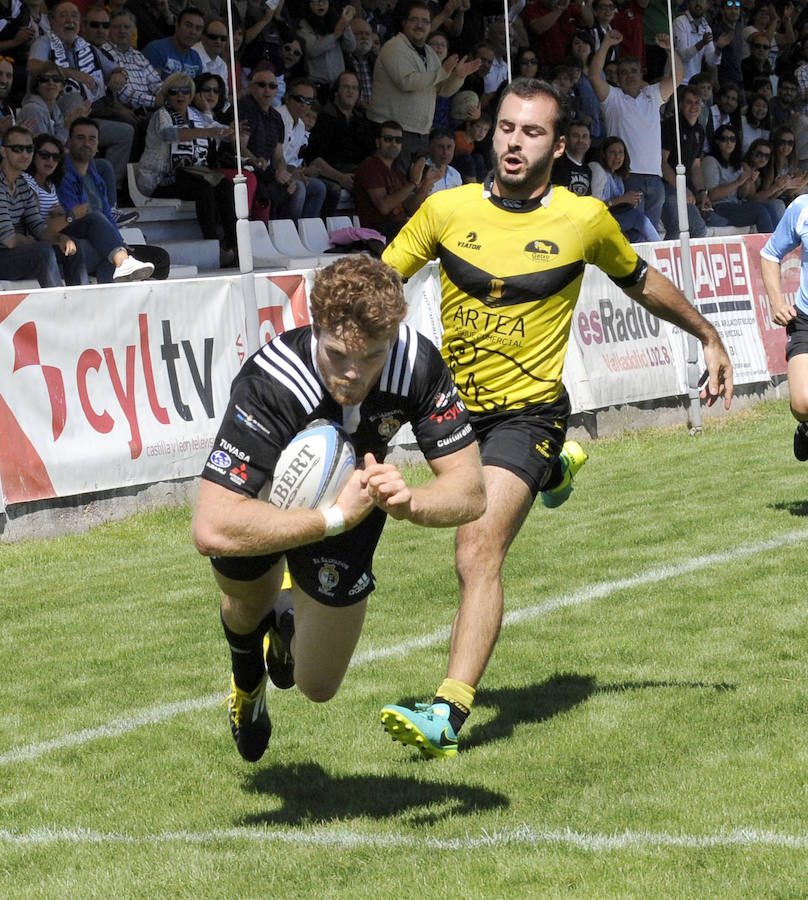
[296,675,340,703]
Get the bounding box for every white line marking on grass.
[3,528,807,768]
[2,825,808,851]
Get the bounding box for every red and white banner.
[0,235,792,509]
[0,278,245,508]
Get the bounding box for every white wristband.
[322,506,345,537]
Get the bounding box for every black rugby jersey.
[201,323,476,498]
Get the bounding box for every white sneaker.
[113,255,154,282]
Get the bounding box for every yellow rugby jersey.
[383,183,646,412]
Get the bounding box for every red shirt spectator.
[523,0,593,70]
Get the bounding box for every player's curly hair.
[310,256,406,342]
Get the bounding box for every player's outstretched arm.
[625,265,734,409]
[360,444,485,526]
[761,256,797,326]
[192,477,374,558]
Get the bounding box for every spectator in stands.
[194,17,230,89]
[671,0,727,84]
[770,75,800,129]
[27,131,154,281]
[353,118,442,240]
[741,137,788,225]
[425,125,461,193]
[242,0,293,79]
[743,29,775,93]
[427,28,451,126]
[742,93,772,151]
[642,0,667,80]
[303,68,375,180]
[0,124,86,286]
[702,124,779,232]
[513,45,540,80]
[713,0,746,91]
[0,2,37,107]
[99,10,162,116]
[28,1,134,186]
[136,74,238,265]
[348,16,376,108]
[276,75,329,216]
[125,0,174,51]
[770,123,808,204]
[296,0,356,103]
[551,119,593,195]
[143,6,205,80]
[710,81,743,140]
[367,1,479,168]
[589,135,661,242]
[482,17,511,101]
[430,0,468,43]
[661,84,723,240]
[239,60,309,220]
[0,54,16,135]
[523,0,594,72]
[612,0,645,69]
[452,106,490,183]
[590,0,619,65]
[566,28,603,142]
[590,29,680,231]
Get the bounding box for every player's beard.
[495,145,556,198]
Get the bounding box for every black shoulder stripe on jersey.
[609,256,648,289]
[254,337,323,413]
[438,244,586,307]
[379,324,417,396]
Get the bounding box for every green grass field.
[3,398,808,899]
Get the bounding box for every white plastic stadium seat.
[267,219,326,265]
[297,217,332,253]
[249,220,311,270]
[127,164,180,209]
[119,226,146,244]
[326,215,354,235]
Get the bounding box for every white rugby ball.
[268,419,356,510]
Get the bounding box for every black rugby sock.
[221,611,266,692]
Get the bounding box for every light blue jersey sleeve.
[761,195,808,315]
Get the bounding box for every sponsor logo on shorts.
[535,439,551,459]
[210,450,231,468]
[524,239,559,261]
[348,573,371,596]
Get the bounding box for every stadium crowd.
[2,0,808,286]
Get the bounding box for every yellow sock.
[435,678,476,716]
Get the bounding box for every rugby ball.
[267,419,356,510]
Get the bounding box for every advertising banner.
[743,233,791,377]
[649,238,769,385]
[0,279,245,507]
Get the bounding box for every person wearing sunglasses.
[712,0,746,90]
[702,124,779,231]
[353,119,443,241]
[192,17,229,95]
[27,2,134,188]
[742,29,774,93]
[741,137,789,227]
[239,60,310,221]
[137,72,239,266]
[769,124,808,205]
[0,124,87,287]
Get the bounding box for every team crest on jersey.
[457,230,481,250]
[318,563,340,596]
[524,239,559,261]
[377,416,401,439]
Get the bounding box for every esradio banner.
[0,279,246,508]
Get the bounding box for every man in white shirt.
[590,29,682,231]
[278,77,328,218]
[193,17,229,92]
[670,0,731,84]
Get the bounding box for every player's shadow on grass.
[454,673,735,752]
[240,762,508,826]
[772,500,808,517]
